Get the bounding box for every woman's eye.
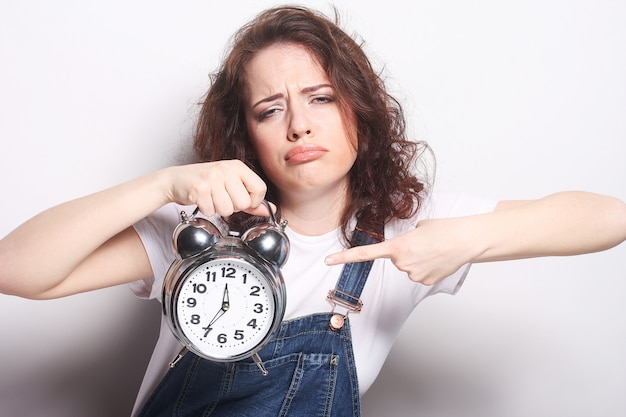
[257,107,280,120]
[312,95,333,104]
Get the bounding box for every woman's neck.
[278,188,348,236]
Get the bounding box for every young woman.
[1,6,625,417]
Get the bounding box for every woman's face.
[243,43,357,204]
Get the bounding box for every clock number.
[206,271,216,282]
[234,329,244,340]
[242,273,247,284]
[192,283,207,293]
[190,314,201,325]
[217,333,227,344]
[203,325,212,337]
[253,303,264,313]
[186,297,197,308]
[247,319,258,329]
[250,286,260,296]
[221,267,236,278]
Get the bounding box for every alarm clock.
[162,201,289,375]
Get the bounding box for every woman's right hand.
[0,159,268,299]
[161,160,268,217]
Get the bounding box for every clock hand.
[222,283,230,310]
[203,284,230,336]
[206,306,226,328]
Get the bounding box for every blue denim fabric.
[137,314,361,417]
[138,230,379,417]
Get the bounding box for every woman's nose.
[289,128,311,141]
[287,104,313,141]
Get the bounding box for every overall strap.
[327,228,382,330]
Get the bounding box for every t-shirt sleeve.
[128,203,191,301]
[428,191,499,219]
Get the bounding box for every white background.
[1,1,625,416]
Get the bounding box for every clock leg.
[252,352,268,376]
[169,346,189,368]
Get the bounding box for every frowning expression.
[243,43,357,202]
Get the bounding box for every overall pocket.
[183,352,340,417]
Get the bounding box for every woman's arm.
[0,160,268,299]
[325,191,626,285]
[473,192,626,260]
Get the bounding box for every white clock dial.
[174,258,276,360]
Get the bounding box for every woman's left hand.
[325,217,479,286]
[325,192,626,285]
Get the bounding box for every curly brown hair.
[194,6,431,244]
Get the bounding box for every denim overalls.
[137,229,379,417]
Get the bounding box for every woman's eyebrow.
[302,83,333,93]
[252,93,283,110]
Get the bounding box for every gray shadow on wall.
[0,297,161,417]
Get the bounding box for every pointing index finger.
[324,240,391,266]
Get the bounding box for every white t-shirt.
[129,191,497,416]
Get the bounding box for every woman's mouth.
[285,144,329,164]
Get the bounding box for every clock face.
[174,258,277,360]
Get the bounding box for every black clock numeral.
[221,267,236,278]
[242,273,247,284]
[234,330,244,340]
[217,333,227,344]
[203,325,212,337]
[190,314,201,324]
[192,283,207,293]
[186,297,197,308]
[250,286,260,296]
[207,271,216,282]
[253,303,264,313]
[247,319,258,329]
